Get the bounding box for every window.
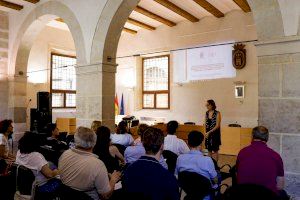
[142,56,170,109]
[51,53,76,108]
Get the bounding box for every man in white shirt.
[164,121,189,155]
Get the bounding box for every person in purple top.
[236,126,289,199]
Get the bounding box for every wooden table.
[130,124,252,156]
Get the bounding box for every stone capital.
[76,62,118,75]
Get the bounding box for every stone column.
[256,37,300,198]
[76,62,117,130]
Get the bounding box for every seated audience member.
[45,123,68,151]
[164,120,189,155]
[91,120,102,133]
[59,127,121,200]
[15,132,59,187]
[111,121,134,147]
[124,124,167,169]
[236,126,288,199]
[123,127,179,200]
[176,131,218,200]
[0,119,15,161]
[93,126,124,173]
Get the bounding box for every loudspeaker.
[30,108,39,132]
[37,92,51,112]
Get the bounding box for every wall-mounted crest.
[232,43,246,69]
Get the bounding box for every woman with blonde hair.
[91,121,102,132]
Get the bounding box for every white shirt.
[164,135,189,155]
[0,134,9,157]
[15,151,49,183]
[111,133,134,147]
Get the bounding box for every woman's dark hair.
[46,123,57,136]
[167,120,179,135]
[93,126,111,158]
[0,119,12,134]
[207,99,216,110]
[18,132,40,154]
[93,126,119,173]
[116,121,127,134]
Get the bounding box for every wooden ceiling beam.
[127,18,156,31]
[154,0,199,22]
[0,0,23,10]
[134,6,176,27]
[123,28,138,35]
[23,0,40,3]
[193,0,224,18]
[233,0,251,12]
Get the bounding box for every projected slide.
[172,44,236,83]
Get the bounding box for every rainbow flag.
[115,94,119,116]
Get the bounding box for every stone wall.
[258,43,300,199]
[0,11,9,120]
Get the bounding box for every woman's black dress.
[205,110,221,152]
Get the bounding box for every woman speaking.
[204,99,221,162]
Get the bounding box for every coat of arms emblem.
[232,43,246,69]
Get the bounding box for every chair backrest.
[223,184,279,200]
[178,171,212,200]
[228,124,241,127]
[57,184,93,200]
[184,122,196,125]
[11,164,35,196]
[162,150,178,173]
[113,143,126,156]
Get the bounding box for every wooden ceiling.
[0,0,251,35]
[125,0,251,35]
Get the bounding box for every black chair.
[228,124,241,127]
[223,184,280,200]
[113,144,126,156]
[184,122,196,125]
[178,171,213,200]
[162,150,178,174]
[56,184,93,200]
[11,164,35,196]
[0,173,16,200]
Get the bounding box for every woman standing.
[0,119,14,161]
[204,100,221,162]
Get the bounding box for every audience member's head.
[91,120,102,133]
[137,124,149,138]
[74,127,97,150]
[18,132,40,154]
[252,126,269,142]
[0,119,13,136]
[167,120,179,135]
[93,126,111,156]
[142,127,164,156]
[116,121,128,134]
[206,99,216,111]
[46,123,59,138]
[188,131,204,149]
[223,184,279,200]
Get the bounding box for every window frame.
[50,52,77,109]
[142,55,170,110]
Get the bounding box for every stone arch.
[9,1,87,132]
[11,0,87,76]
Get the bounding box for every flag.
[120,93,125,115]
[115,94,119,116]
